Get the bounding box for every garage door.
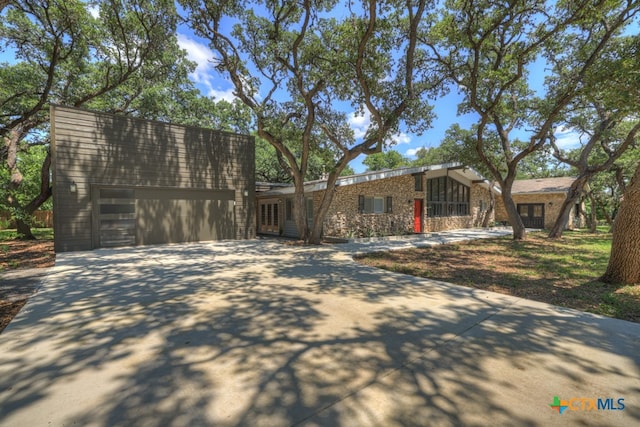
[94,186,236,248]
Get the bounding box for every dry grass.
[1,230,55,332]
[355,230,640,323]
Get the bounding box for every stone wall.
[321,174,419,237]
[317,175,494,238]
[495,193,578,229]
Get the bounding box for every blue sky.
[1,4,584,174]
[175,30,583,173]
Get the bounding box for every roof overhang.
[257,162,500,197]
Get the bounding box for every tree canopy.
[181,0,438,243]
[363,150,409,171]
[421,0,640,239]
[0,0,246,237]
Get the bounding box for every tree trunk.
[15,219,36,239]
[292,180,309,243]
[588,193,598,233]
[548,176,589,238]
[601,162,640,284]
[501,190,526,240]
[481,181,496,228]
[309,172,341,245]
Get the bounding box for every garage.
[93,186,236,248]
[51,105,255,252]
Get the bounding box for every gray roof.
[510,177,576,194]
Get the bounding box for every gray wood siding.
[52,105,255,252]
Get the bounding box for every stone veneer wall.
[321,174,419,237]
[495,193,571,229]
[318,175,493,238]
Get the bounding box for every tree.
[422,0,639,240]
[410,146,449,166]
[181,0,435,244]
[255,135,350,183]
[0,144,51,227]
[601,161,640,284]
[363,150,409,171]
[0,0,192,238]
[547,35,640,237]
[586,145,640,229]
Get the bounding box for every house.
[256,163,497,239]
[495,177,586,229]
[51,105,255,252]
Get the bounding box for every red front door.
[413,199,423,233]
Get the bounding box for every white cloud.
[405,147,420,156]
[177,33,236,101]
[553,126,582,150]
[208,87,237,103]
[392,132,411,145]
[348,112,411,146]
[348,110,371,139]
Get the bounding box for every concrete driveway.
[0,230,638,426]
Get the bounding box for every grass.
[355,229,640,323]
[0,228,54,241]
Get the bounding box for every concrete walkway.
[0,229,638,426]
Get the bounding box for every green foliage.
[181,0,436,242]
[256,136,353,182]
[1,0,239,235]
[0,144,52,211]
[422,0,639,239]
[0,227,53,241]
[363,150,409,171]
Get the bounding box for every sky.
[0,3,584,174]
[175,30,583,173]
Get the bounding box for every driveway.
[0,230,638,426]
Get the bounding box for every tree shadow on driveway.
[0,240,638,426]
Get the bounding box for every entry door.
[259,200,280,234]
[413,199,424,233]
[518,203,544,228]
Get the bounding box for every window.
[285,199,293,221]
[358,195,393,214]
[373,197,384,213]
[414,174,423,191]
[306,197,314,222]
[426,176,470,217]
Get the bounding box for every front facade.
[52,105,255,252]
[495,177,585,230]
[257,163,495,239]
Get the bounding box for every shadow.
[52,107,254,252]
[0,239,638,426]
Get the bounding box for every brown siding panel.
[52,105,255,252]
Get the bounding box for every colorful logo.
[549,396,625,414]
[549,396,569,414]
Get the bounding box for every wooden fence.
[0,210,53,229]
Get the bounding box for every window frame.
[358,195,393,214]
[426,176,470,218]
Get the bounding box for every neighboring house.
[256,163,497,239]
[51,105,255,252]
[495,177,586,230]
